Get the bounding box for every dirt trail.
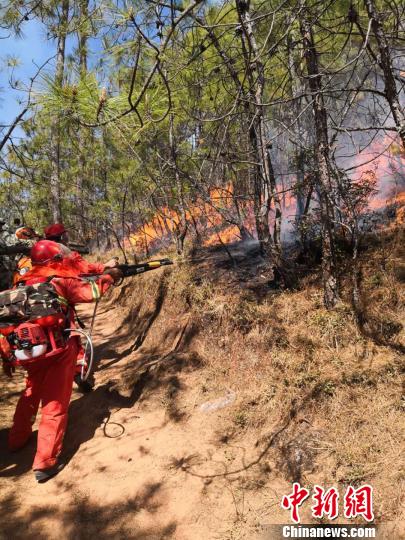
[0,290,287,540]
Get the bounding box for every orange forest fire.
[126,137,404,254]
[126,185,249,253]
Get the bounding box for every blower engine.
[14,322,48,361]
[12,314,67,363]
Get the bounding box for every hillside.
[0,227,403,539]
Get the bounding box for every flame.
[126,184,246,252]
[352,134,405,210]
[123,136,404,252]
[387,191,405,206]
[387,191,405,228]
[395,206,405,226]
[204,225,241,246]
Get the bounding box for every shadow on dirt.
[0,483,177,540]
[63,344,203,465]
[95,273,169,372]
[62,370,150,465]
[0,428,37,478]
[0,346,192,537]
[173,383,326,483]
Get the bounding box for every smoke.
[123,91,404,253]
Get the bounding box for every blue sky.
[0,3,199,132]
[0,19,57,127]
[0,16,114,137]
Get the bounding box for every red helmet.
[44,223,67,240]
[15,226,38,240]
[31,240,64,265]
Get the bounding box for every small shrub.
[234,410,248,428]
[320,380,336,397]
[340,464,366,485]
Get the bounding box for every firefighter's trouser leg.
[9,339,78,470]
[34,345,77,470]
[8,375,42,451]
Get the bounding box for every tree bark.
[363,0,405,148]
[286,21,307,221]
[50,0,69,223]
[76,0,89,239]
[169,114,188,254]
[301,16,340,308]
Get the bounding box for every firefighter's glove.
[2,361,15,378]
[74,373,94,393]
[103,267,124,283]
[103,257,119,269]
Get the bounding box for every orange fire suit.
[14,253,106,373]
[67,251,105,276]
[8,274,114,471]
[13,251,106,285]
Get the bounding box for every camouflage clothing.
[0,227,32,291]
[0,281,64,327]
[0,227,14,291]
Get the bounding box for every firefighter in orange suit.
[3,240,123,482]
[28,224,118,392]
[44,223,118,274]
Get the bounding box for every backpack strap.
[73,307,86,329]
[17,275,54,287]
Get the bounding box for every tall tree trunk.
[50,0,69,223]
[301,17,340,308]
[286,18,316,254]
[78,0,88,73]
[76,0,89,239]
[363,0,405,148]
[169,114,188,254]
[235,0,294,287]
[201,8,281,253]
[286,21,306,222]
[236,0,279,258]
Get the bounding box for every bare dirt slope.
[0,269,289,540]
[0,237,404,539]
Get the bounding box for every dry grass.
[180,230,404,524]
[96,228,404,526]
